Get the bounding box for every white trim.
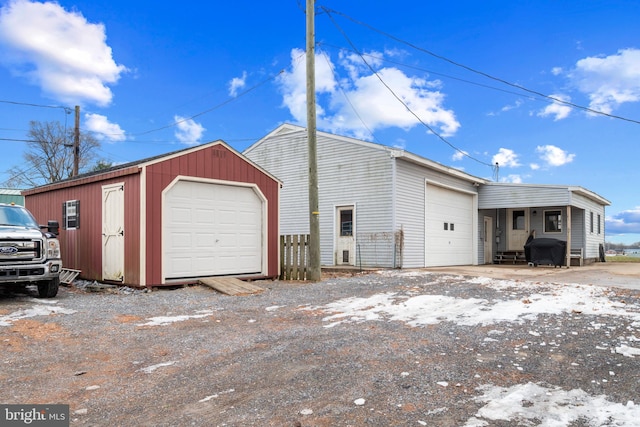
[139,166,147,287]
[160,175,268,283]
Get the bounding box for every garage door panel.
[426,185,473,267]
[164,181,263,279]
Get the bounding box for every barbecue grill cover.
[524,238,566,266]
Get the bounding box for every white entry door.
[507,208,530,250]
[335,206,355,265]
[102,183,125,282]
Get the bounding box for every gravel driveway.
[1,268,640,426]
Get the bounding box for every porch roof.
[478,183,610,209]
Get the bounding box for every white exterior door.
[507,208,530,250]
[163,180,264,280]
[335,206,355,265]
[425,184,474,267]
[102,183,125,282]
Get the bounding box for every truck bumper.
[0,260,62,283]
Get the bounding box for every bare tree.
[6,121,100,187]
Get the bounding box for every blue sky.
[0,0,639,244]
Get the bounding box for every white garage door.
[425,184,473,267]
[164,180,263,279]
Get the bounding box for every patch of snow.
[0,303,76,327]
[309,280,640,329]
[616,345,640,358]
[464,382,640,426]
[137,310,214,326]
[138,361,176,373]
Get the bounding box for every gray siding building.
[245,124,610,269]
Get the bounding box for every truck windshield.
[0,206,39,228]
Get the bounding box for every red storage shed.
[23,141,281,288]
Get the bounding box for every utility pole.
[73,105,80,177]
[306,0,321,281]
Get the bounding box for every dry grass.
[606,255,640,263]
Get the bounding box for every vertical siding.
[244,129,396,267]
[144,144,280,285]
[24,173,142,285]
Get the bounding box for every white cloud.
[538,94,572,121]
[606,208,640,235]
[0,0,127,106]
[492,148,520,168]
[529,163,540,170]
[174,115,205,145]
[570,48,640,114]
[500,174,522,183]
[228,71,247,97]
[501,99,523,112]
[551,66,563,76]
[536,145,575,166]
[452,150,468,161]
[85,113,126,142]
[277,48,460,140]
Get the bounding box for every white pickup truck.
[0,203,62,298]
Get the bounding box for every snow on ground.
[0,299,76,326]
[308,270,640,426]
[313,275,640,329]
[464,382,640,426]
[137,309,215,326]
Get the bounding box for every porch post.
[566,205,572,267]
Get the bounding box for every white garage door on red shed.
[163,179,265,280]
[425,183,474,267]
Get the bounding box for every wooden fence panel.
[280,234,309,280]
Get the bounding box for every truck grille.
[0,240,43,262]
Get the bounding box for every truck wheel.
[37,278,60,298]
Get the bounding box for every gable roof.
[245,123,486,185]
[23,140,280,196]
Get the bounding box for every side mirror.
[47,220,60,236]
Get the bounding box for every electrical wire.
[322,7,496,170]
[320,6,640,126]
[130,69,286,137]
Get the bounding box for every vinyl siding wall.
[245,129,396,267]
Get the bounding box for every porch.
[477,183,609,268]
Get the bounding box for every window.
[340,209,352,236]
[597,214,601,234]
[63,200,80,230]
[590,211,594,233]
[512,210,526,230]
[544,210,562,233]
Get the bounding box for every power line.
[320,42,542,102]
[131,68,288,137]
[0,99,71,112]
[322,6,496,170]
[320,6,640,126]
